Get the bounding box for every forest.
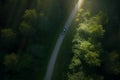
[0,0,120,80]
[53,0,120,80]
[0,0,76,80]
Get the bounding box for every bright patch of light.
[77,0,84,9]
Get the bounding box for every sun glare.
[77,0,84,9]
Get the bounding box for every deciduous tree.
[68,11,107,80]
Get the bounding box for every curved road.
[44,0,83,80]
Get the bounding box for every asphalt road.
[44,0,83,80]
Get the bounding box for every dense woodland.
[0,0,120,80]
[0,0,76,80]
[67,0,120,79]
[53,0,120,80]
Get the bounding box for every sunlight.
[77,0,84,9]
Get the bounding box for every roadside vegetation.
[53,0,120,80]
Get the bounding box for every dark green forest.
[0,0,76,80]
[0,0,120,80]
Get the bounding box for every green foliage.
[68,72,87,80]
[3,52,39,80]
[78,13,105,41]
[19,21,34,37]
[68,11,107,80]
[69,56,81,69]
[4,53,18,69]
[19,9,38,37]
[23,9,37,25]
[1,28,16,41]
[72,12,105,67]
[68,71,104,80]
[0,0,84,80]
[80,41,94,51]
[84,51,100,66]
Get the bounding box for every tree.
[19,21,34,37]
[68,11,107,80]
[68,71,104,80]
[18,9,38,51]
[3,52,37,80]
[1,28,16,41]
[23,9,37,25]
[1,28,17,48]
[19,9,37,36]
[4,53,18,71]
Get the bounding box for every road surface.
[44,0,83,80]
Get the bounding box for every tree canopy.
[68,11,108,80]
